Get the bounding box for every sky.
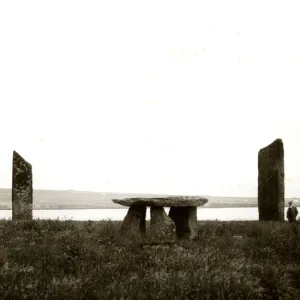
[0,0,300,197]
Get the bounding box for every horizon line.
[0,187,299,199]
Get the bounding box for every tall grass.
[0,219,299,299]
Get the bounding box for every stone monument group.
[11,138,285,223]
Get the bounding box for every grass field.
[0,219,300,299]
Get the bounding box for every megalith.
[258,139,284,221]
[112,197,208,240]
[12,151,33,221]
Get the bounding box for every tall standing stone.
[12,151,33,221]
[258,139,284,221]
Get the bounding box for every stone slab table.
[112,196,208,240]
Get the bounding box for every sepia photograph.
[1,1,300,299]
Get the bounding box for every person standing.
[286,200,298,223]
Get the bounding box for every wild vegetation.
[0,219,300,299]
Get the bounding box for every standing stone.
[150,206,176,240]
[258,139,284,221]
[12,151,33,221]
[120,206,146,234]
[169,207,198,240]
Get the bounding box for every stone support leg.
[150,206,176,240]
[121,206,146,234]
[169,207,198,240]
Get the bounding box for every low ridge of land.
[0,188,299,209]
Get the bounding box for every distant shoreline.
[1,188,299,211]
[0,204,296,210]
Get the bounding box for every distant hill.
[0,189,299,209]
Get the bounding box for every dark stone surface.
[112,196,208,207]
[150,206,176,240]
[169,206,198,240]
[12,151,33,221]
[258,139,284,221]
[120,206,146,234]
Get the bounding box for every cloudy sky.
[0,1,300,196]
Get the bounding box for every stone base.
[169,207,198,240]
[12,202,32,221]
[150,206,176,240]
[121,206,146,234]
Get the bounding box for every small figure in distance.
[286,200,298,223]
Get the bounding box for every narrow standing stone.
[120,205,146,234]
[169,206,198,240]
[12,151,33,221]
[150,206,176,240]
[258,139,284,221]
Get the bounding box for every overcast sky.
[1,1,300,197]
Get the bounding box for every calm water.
[0,207,292,221]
